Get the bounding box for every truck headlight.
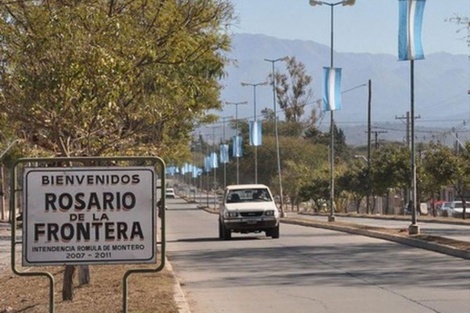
[265,210,275,216]
[225,211,238,218]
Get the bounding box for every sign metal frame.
[10,156,166,313]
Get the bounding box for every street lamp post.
[310,0,355,222]
[264,57,288,217]
[241,81,268,184]
[225,101,248,184]
[220,115,233,188]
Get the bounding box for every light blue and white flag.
[210,152,218,169]
[249,120,262,146]
[322,67,342,112]
[204,156,211,172]
[192,166,201,178]
[232,135,243,157]
[398,0,426,61]
[166,166,177,176]
[220,144,229,163]
[182,163,191,175]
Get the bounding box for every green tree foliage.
[298,164,330,212]
[371,145,410,196]
[422,143,470,219]
[304,123,351,160]
[280,138,328,210]
[0,0,234,161]
[0,0,234,301]
[336,160,369,213]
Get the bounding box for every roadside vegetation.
[0,0,235,304]
[0,0,468,309]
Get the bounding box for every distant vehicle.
[166,188,176,199]
[219,184,280,240]
[437,202,453,217]
[450,201,470,218]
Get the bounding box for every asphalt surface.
[1,204,469,313]
[167,201,470,313]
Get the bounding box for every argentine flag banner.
[210,152,218,169]
[322,67,342,112]
[220,144,229,163]
[232,135,243,157]
[192,166,200,178]
[249,120,262,146]
[398,0,426,61]
[204,156,211,172]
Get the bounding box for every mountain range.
[216,33,469,146]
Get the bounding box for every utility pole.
[371,130,387,149]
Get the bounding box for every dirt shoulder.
[0,224,180,313]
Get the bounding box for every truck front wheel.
[219,220,231,240]
[269,225,280,239]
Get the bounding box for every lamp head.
[309,0,323,6]
[342,0,356,6]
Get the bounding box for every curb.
[166,258,191,313]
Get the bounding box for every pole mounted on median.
[241,81,268,184]
[225,101,248,184]
[264,57,288,217]
[309,0,356,222]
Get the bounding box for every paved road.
[166,198,470,313]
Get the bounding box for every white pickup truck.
[218,184,280,240]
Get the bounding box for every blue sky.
[231,0,469,55]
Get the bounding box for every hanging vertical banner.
[322,67,342,112]
[166,166,176,176]
[249,120,262,146]
[398,0,426,61]
[210,152,218,169]
[185,163,193,175]
[220,144,229,163]
[204,156,211,172]
[192,166,201,178]
[232,135,243,157]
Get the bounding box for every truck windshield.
[227,188,272,203]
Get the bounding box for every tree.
[447,14,470,47]
[298,166,330,212]
[271,56,313,122]
[422,143,470,219]
[336,160,369,213]
[0,0,234,301]
[371,145,411,197]
[304,123,351,160]
[0,0,233,161]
